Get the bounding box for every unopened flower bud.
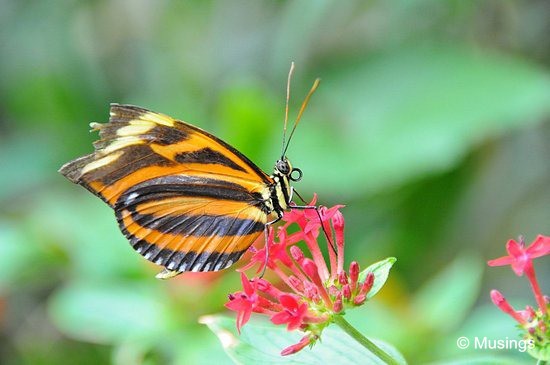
[328,285,340,297]
[353,294,366,305]
[290,246,305,262]
[281,335,312,356]
[338,271,349,285]
[288,275,305,292]
[342,284,351,300]
[490,290,526,324]
[359,272,374,296]
[333,296,343,313]
[349,261,359,286]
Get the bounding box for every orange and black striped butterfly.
[59,64,319,278]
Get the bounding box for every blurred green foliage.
[1,0,549,364]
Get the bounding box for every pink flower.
[488,235,550,276]
[488,235,549,361]
[224,273,259,333]
[226,198,377,355]
[488,235,550,316]
[271,294,309,331]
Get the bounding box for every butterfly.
[59,63,320,278]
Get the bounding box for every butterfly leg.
[289,204,337,254]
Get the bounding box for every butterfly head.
[275,158,302,182]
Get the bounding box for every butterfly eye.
[290,167,302,182]
[276,160,291,175]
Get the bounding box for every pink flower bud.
[328,285,340,297]
[303,258,319,279]
[338,271,349,285]
[303,281,320,301]
[359,272,374,296]
[342,284,351,300]
[290,246,305,262]
[349,261,359,287]
[353,294,366,305]
[288,275,305,293]
[490,290,526,324]
[255,278,272,292]
[333,297,343,313]
[281,335,312,356]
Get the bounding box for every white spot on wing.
[126,192,139,204]
[203,262,211,271]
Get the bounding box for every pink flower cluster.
[488,235,550,360]
[225,197,376,355]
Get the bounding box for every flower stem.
[333,315,401,365]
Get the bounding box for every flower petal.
[526,235,550,258]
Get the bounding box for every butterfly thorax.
[267,158,296,215]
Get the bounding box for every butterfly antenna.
[281,62,295,157]
[282,77,320,157]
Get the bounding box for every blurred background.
[1,0,549,364]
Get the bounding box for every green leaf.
[48,282,173,344]
[291,44,550,196]
[0,219,68,292]
[201,314,407,365]
[358,257,397,299]
[411,253,483,332]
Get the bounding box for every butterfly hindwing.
[59,104,275,272]
[115,175,268,272]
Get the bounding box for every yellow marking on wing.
[141,111,175,127]
[116,122,154,137]
[81,151,123,174]
[101,136,144,154]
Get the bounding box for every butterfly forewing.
[59,104,274,272]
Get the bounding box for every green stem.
[333,315,401,365]
[537,360,547,365]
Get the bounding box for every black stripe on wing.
[131,240,248,272]
[124,205,264,237]
[115,175,269,213]
[174,148,247,173]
